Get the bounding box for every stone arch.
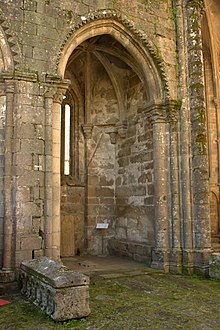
[0,9,21,71]
[0,26,13,72]
[55,11,171,261]
[57,9,170,102]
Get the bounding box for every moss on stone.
[1,269,220,329]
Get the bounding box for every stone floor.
[61,255,148,273]
[0,256,220,329]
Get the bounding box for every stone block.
[20,235,42,250]
[209,253,220,279]
[23,0,37,11]
[20,257,90,321]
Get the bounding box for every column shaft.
[3,80,14,269]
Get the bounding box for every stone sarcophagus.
[20,257,90,321]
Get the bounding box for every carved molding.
[53,88,67,104]
[55,9,170,98]
[115,120,127,138]
[82,124,93,139]
[166,100,181,123]
[5,80,15,93]
[0,8,21,70]
[144,103,167,124]
[106,127,118,144]
[143,100,180,124]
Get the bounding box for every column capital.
[53,87,67,104]
[43,76,70,104]
[5,79,15,93]
[143,100,181,124]
[82,124,93,139]
[143,102,167,124]
[166,100,181,123]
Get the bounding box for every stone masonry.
[20,257,90,321]
[0,0,220,288]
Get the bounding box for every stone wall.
[112,76,154,264]
[13,79,45,264]
[0,0,177,94]
[0,93,5,266]
[0,0,217,277]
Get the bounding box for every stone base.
[0,269,20,294]
[193,249,212,277]
[151,248,169,272]
[182,249,194,275]
[108,238,152,266]
[209,253,220,279]
[168,249,183,274]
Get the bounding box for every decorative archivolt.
[55,9,170,100]
[0,8,21,72]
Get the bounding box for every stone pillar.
[186,0,212,274]
[44,88,55,259]
[176,0,194,273]
[147,104,169,272]
[3,80,14,270]
[167,102,182,273]
[52,88,66,260]
[214,98,220,231]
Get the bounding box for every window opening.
[60,90,80,182]
[64,104,70,175]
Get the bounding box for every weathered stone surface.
[0,0,219,284]
[209,253,220,280]
[20,257,90,321]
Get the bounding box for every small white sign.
[96,223,109,229]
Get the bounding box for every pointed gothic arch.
[0,25,14,72]
[53,11,174,264]
[57,10,170,103]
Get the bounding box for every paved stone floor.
[0,256,220,329]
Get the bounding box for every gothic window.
[60,90,79,182]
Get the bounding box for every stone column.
[3,80,14,270]
[147,104,169,272]
[52,88,66,260]
[175,0,194,273]
[186,0,211,274]
[44,87,55,259]
[167,102,182,273]
[214,98,220,229]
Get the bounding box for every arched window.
[61,102,71,176]
[60,90,79,182]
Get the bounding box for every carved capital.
[106,127,117,144]
[5,80,15,94]
[144,103,167,124]
[53,88,67,104]
[82,124,93,139]
[166,100,181,123]
[0,83,5,96]
[42,86,56,99]
[116,120,127,138]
